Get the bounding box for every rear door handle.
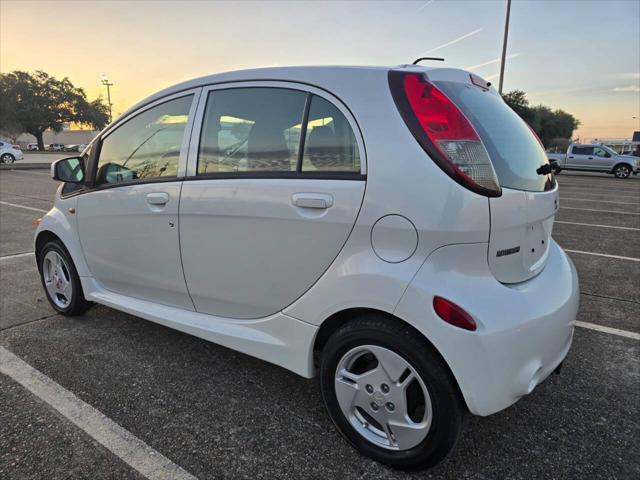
[292,193,334,209]
[146,192,169,205]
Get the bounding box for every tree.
[0,71,109,150]
[502,90,580,148]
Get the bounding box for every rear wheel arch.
[313,307,467,408]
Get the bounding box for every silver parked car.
[548,143,639,178]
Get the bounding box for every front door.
[179,85,366,318]
[592,146,614,170]
[78,92,199,310]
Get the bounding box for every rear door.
[568,145,594,169]
[179,83,366,318]
[434,76,557,283]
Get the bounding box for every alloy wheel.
[42,250,73,308]
[614,165,630,178]
[334,345,433,451]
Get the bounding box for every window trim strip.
[297,93,312,173]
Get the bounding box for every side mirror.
[605,153,611,158]
[52,156,85,183]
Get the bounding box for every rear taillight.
[389,71,501,197]
[13,145,21,150]
[433,296,477,331]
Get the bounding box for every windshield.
[434,81,552,192]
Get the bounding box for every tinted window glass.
[301,95,360,172]
[96,95,193,185]
[434,81,551,192]
[198,88,306,174]
[572,146,594,155]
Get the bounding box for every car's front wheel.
[613,164,631,178]
[38,240,92,316]
[0,153,15,164]
[320,315,465,470]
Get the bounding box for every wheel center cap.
[372,392,384,406]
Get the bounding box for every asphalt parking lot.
[0,169,638,479]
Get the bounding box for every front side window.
[198,88,306,174]
[594,147,610,157]
[95,95,193,186]
[301,95,361,172]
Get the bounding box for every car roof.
[119,64,437,120]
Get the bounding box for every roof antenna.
[412,57,445,65]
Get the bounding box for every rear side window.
[302,95,360,172]
[96,95,193,186]
[198,88,306,174]
[434,81,551,192]
[573,146,594,155]
[198,88,361,175]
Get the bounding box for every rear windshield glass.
[434,81,551,192]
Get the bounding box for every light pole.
[101,74,114,123]
[498,0,512,95]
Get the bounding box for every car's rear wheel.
[1,153,15,164]
[38,240,92,316]
[320,315,465,470]
[613,164,631,178]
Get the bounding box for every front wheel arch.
[611,163,632,177]
[35,230,63,264]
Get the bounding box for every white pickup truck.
[547,143,639,178]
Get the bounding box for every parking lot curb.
[0,163,50,170]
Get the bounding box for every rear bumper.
[395,240,579,416]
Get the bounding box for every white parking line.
[0,252,35,261]
[575,321,640,340]
[560,197,640,205]
[0,200,48,213]
[559,187,640,197]
[560,206,640,215]
[0,347,199,480]
[555,221,640,231]
[565,249,640,262]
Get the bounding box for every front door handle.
[292,193,334,209]
[146,192,169,205]
[587,157,593,160]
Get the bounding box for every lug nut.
[386,402,395,412]
[365,384,373,394]
[370,402,379,411]
[381,384,389,393]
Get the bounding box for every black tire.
[1,153,15,164]
[319,314,465,470]
[37,240,92,316]
[613,164,632,179]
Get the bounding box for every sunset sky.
[1,0,639,141]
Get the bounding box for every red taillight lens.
[433,296,477,331]
[13,145,21,150]
[389,71,501,197]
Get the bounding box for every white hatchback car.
[36,65,579,470]
[0,141,24,163]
